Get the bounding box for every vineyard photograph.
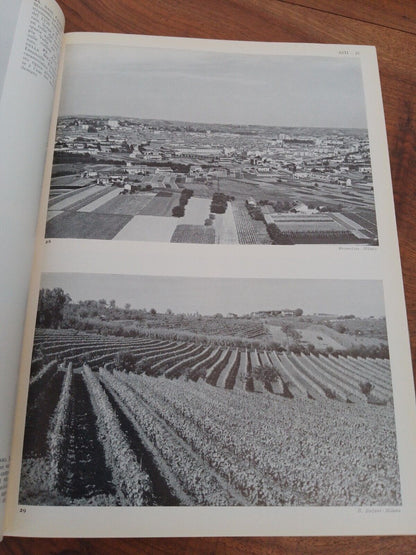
[19,274,401,507]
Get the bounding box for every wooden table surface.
[3,1,416,553]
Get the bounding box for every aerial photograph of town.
[45,45,377,245]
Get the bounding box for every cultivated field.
[45,179,377,245]
[93,192,156,215]
[45,212,132,240]
[170,225,215,244]
[48,185,110,211]
[113,215,178,242]
[139,192,180,217]
[46,117,378,245]
[20,328,399,507]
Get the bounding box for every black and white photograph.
[46,44,378,245]
[19,273,400,507]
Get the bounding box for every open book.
[1,0,415,539]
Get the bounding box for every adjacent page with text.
[0,0,64,535]
[5,33,416,537]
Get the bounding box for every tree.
[360,378,388,405]
[253,364,278,386]
[114,351,137,372]
[36,288,71,328]
[253,364,292,398]
[135,357,152,374]
[281,323,301,341]
[294,308,303,317]
[179,195,189,207]
[335,323,347,334]
[266,223,294,245]
[210,192,229,214]
[172,205,185,217]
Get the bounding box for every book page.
[5,33,416,537]
[0,0,22,100]
[0,0,64,535]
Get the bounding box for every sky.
[59,44,367,128]
[40,274,385,318]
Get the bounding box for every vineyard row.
[31,333,392,404]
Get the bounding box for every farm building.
[246,197,257,208]
[264,212,372,243]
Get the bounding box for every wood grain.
[3,1,415,553]
[279,0,416,34]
